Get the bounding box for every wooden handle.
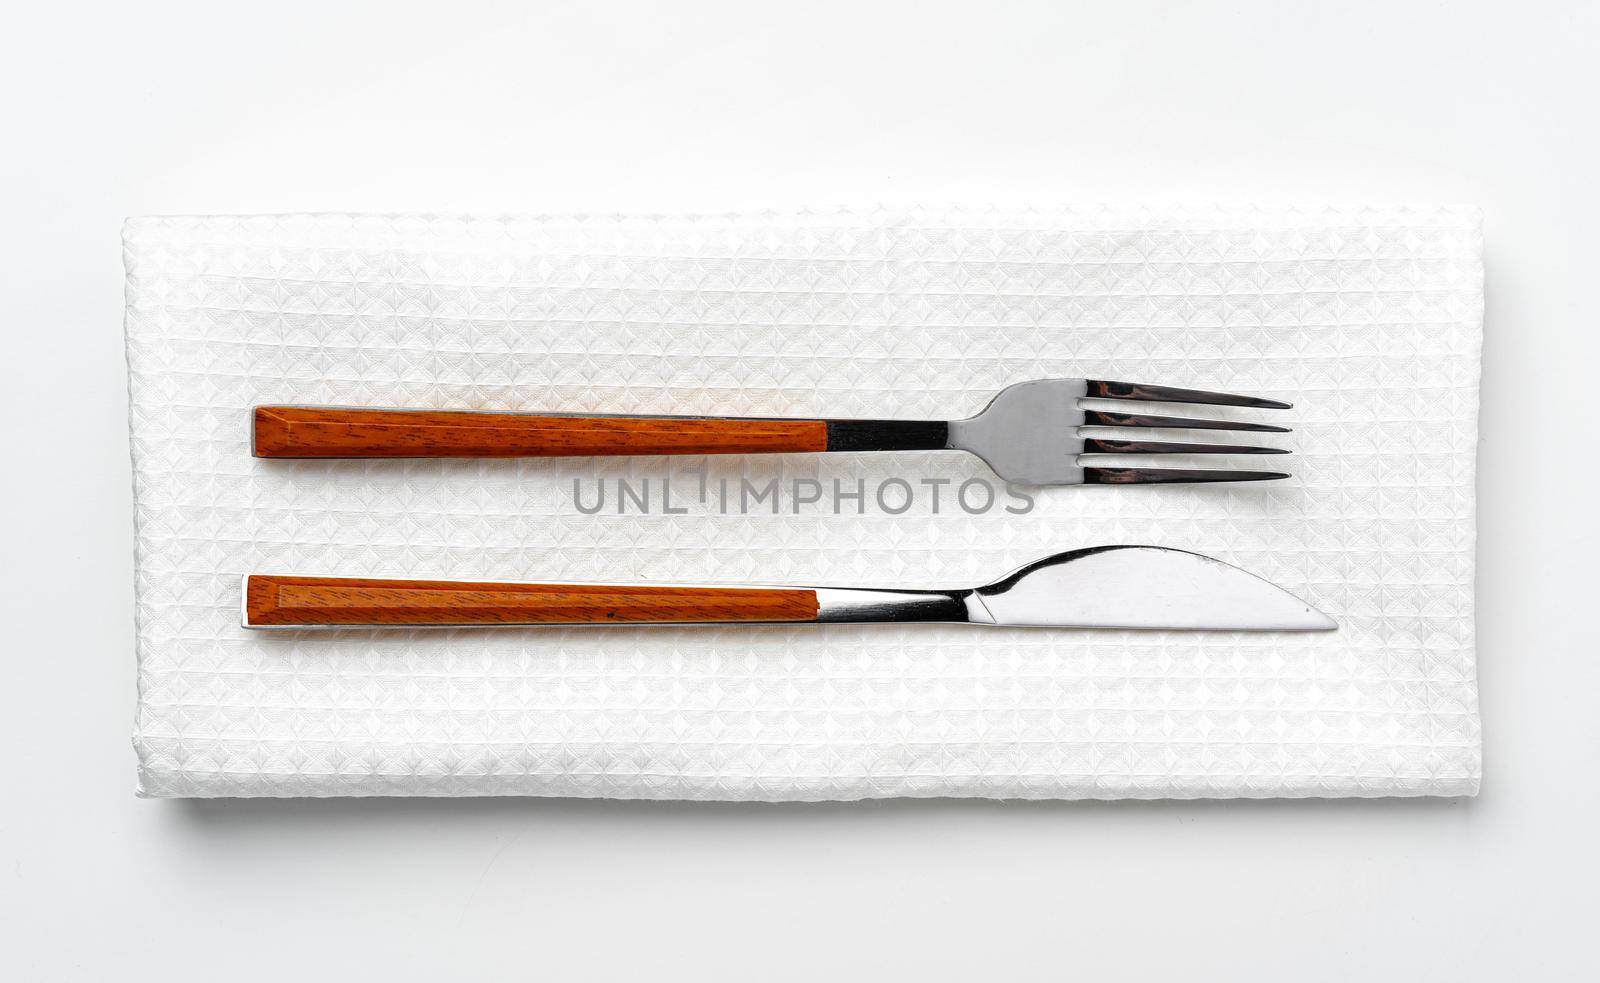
[252,407,828,458]
[244,575,821,627]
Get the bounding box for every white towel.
[123,206,1482,798]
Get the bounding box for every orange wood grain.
[244,575,821,627]
[252,407,828,458]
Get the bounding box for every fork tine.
[1083,409,1291,433]
[1085,379,1292,410]
[1081,438,1289,455]
[1083,467,1291,484]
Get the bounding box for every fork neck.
[823,419,949,452]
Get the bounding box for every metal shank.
[813,588,973,624]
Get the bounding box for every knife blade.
[242,546,1335,631]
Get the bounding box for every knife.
[242,546,1335,631]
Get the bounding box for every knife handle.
[252,406,828,458]
[243,575,821,628]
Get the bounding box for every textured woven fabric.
[123,206,1483,799]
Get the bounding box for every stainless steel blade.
[960,546,1335,630]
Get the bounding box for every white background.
[1,1,1596,978]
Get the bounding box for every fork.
[251,378,1292,486]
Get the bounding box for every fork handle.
[252,406,947,459]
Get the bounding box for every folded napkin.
[123,206,1483,799]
